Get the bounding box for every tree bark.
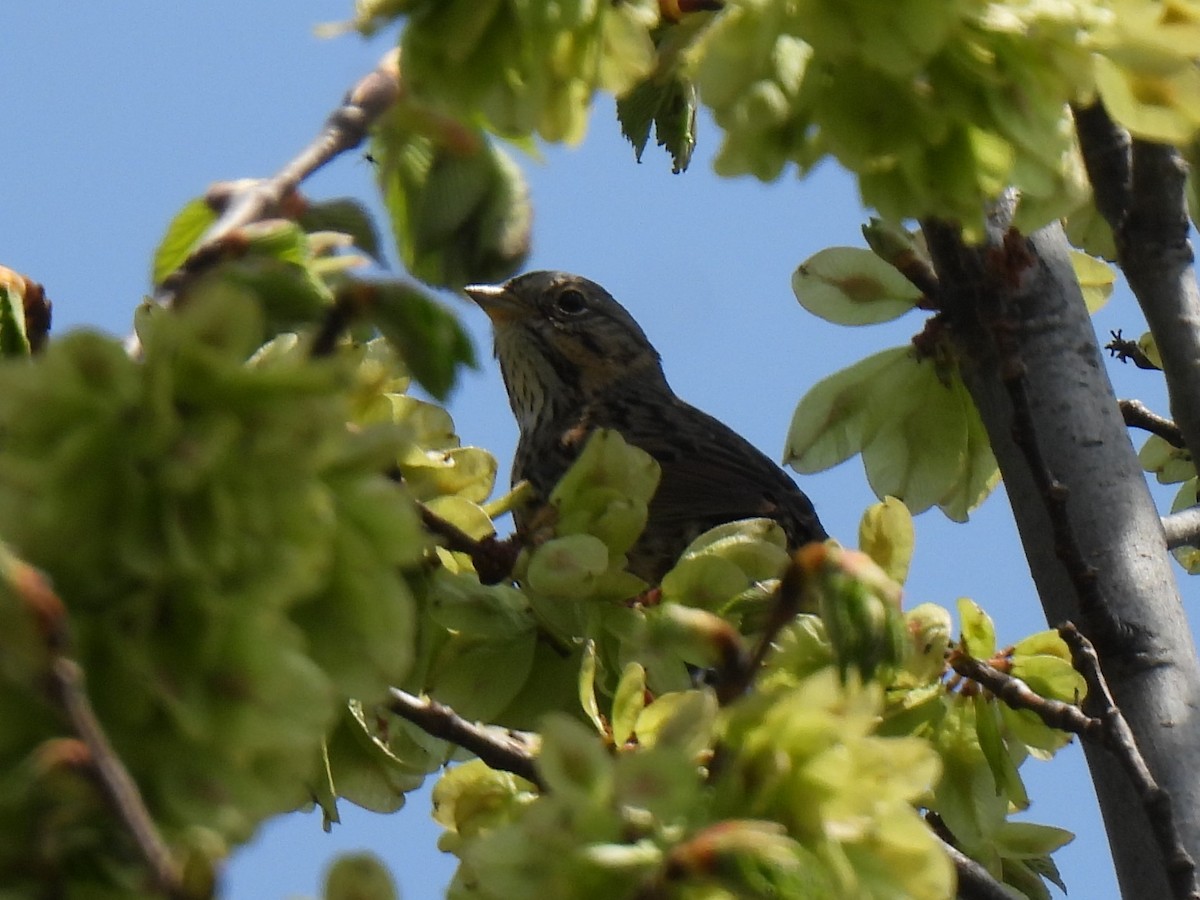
[923,203,1200,900]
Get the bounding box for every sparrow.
[465,271,826,582]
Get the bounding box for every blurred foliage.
[330,0,1200,237]
[16,0,1199,896]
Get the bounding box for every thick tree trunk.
[923,206,1200,899]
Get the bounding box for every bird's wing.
[621,399,827,544]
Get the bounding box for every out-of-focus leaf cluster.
[370,103,533,290]
[0,289,430,894]
[333,1,1200,235]
[692,0,1110,233]
[0,183,497,893]
[349,0,660,144]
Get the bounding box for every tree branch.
[1120,399,1185,448]
[1106,329,1161,370]
[938,838,1021,900]
[1072,101,1132,227]
[947,649,1100,737]
[1163,508,1200,551]
[1059,623,1200,900]
[3,549,186,898]
[1120,139,1200,460]
[416,501,520,585]
[923,200,1200,899]
[714,544,812,705]
[951,628,1199,900]
[1075,100,1200,463]
[156,51,401,305]
[385,688,543,789]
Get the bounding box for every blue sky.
[5,4,1192,898]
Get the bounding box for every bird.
[464,271,827,583]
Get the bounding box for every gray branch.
[1075,102,1200,462]
[939,839,1021,900]
[155,51,401,306]
[922,198,1200,900]
[1164,508,1200,550]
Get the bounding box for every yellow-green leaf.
[1070,250,1116,313]
[793,247,923,325]
[858,497,915,585]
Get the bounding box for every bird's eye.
[555,289,588,316]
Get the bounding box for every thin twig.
[156,51,402,305]
[385,688,543,789]
[417,502,520,585]
[947,649,1101,738]
[713,545,813,704]
[1120,399,1185,448]
[1059,623,1200,900]
[951,632,1200,899]
[937,837,1020,900]
[1106,329,1160,370]
[46,659,185,896]
[4,550,186,897]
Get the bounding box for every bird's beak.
[463,283,526,324]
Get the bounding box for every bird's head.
[465,271,668,429]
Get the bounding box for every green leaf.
[369,281,476,400]
[611,662,646,747]
[1137,330,1163,369]
[373,119,532,289]
[787,349,998,519]
[400,0,658,142]
[785,346,910,473]
[548,429,660,557]
[995,821,1074,858]
[860,365,966,514]
[858,497,914,585]
[617,71,697,173]
[323,853,399,900]
[1010,649,1086,706]
[936,380,1000,523]
[423,496,494,542]
[958,598,996,659]
[299,198,385,264]
[0,285,31,358]
[1094,54,1200,145]
[901,603,952,685]
[427,633,537,722]
[152,196,218,287]
[811,546,905,682]
[1139,434,1195,485]
[633,689,715,759]
[578,640,606,736]
[1069,250,1115,313]
[792,247,922,325]
[973,693,1028,810]
[402,445,498,504]
[427,569,534,638]
[1063,197,1117,261]
[324,702,430,815]
[536,714,614,804]
[431,757,536,837]
[525,534,611,598]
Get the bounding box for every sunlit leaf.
[152,196,218,287]
[792,247,923,325]
[858,497,915,586]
